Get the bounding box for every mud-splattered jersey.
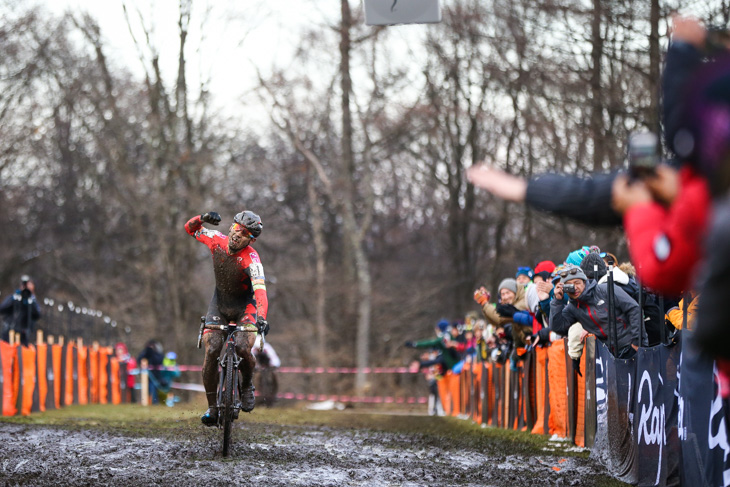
[185,215,268,320]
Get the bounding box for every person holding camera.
[0,275,41,347]
[610,15,719,298]
[549,264,646,359]
[185,210,269,426]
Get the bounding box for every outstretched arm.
[467,164,622,226]
[467,165,527,202]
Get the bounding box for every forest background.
[1,0,727,393]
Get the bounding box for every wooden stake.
[37,330,43,346]
[47,335,55,345]
[140,359,149,407]
[59,336,65,347]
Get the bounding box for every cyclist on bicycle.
[185,210,270,426]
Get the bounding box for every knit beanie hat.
[534,260,556,275]
[565,246,590,266]
[515,266,533,280]
[498,278,518,294]
[580,252,607,281]
[560,264,588,283]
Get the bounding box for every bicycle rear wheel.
[222,351,235,457]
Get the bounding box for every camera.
[628,131,659,179]
[563,283,576,294]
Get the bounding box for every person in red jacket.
[611,164,710,297]
[185,210,269,425]
[610,16,714,297]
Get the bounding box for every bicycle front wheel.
[222,351,235,457]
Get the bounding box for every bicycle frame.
[200,320,258,456]
[203,323,257,416]
[216,325,245,424]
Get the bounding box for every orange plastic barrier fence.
[19,345,37,416]
[89,348,99,403]
[1,340,128,417]
[99,349,110,404]
[111,357,121,405]
[64,343,75,406]
[447,370,460,417]
[36,343,48,412]
[574,347,588,447]
[471,363,482,424]
[547,338,568,438]
[460,366,470,417]
[531,346,550,435]
[1,341,17,416]
[51,344,63,409]
[504,365,511,429]
[437,373,450,414]
[494,362,504,427]
[484,362,493,425]
[12,346,20,413]
[77,346,88,405]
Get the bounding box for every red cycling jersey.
[185,215,268,321]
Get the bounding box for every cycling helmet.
[233,210,263,238]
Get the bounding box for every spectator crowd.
[407,13,728,413]
[405,245,688,415]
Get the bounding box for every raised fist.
[201,212,221,225]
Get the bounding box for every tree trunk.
[648,0,661,137]
[307,167,328,374]
[340,0,371,394]
[590,0,605,171]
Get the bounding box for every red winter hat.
[534,260,556,275]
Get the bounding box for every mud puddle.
[0,421,617,486]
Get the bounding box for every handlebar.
[196,317,262,349]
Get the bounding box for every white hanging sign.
[363,0,442,26]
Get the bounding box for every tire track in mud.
[0,422,617,486]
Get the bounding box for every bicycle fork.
[217,339,242,426]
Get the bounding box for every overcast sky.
[44,1,336,117]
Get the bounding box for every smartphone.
[628,131,659,179]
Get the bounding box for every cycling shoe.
[201,408,218,426]
[241,384,256,412]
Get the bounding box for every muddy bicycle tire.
[222,351,235,457]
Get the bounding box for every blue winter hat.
[436,320,450,333]
[515,266,533,280]
[565,246,591,266]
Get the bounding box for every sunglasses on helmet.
[559,268,581,279]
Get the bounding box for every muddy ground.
[0,405,625,487]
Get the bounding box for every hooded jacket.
[550,280,647,354]
[598,266,637,297]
